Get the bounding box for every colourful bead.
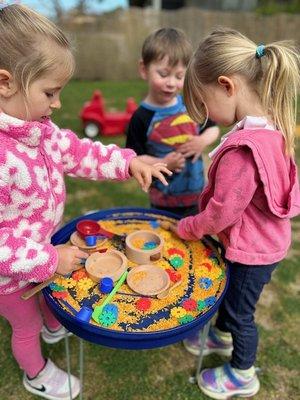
[205,296,217,307]
[103,303,118,316]
[197,300,206,311]
[49,283,65,291]
[199,277,213,290]
[72,269,88,281]
[170,256,183,268]
[171,307,186,318]
[98,310,117,326]
[77,278,94,291]
[179,314,194,324]
[149,220,159,228]
[203,248,213,257]
[182,299,197,311]
[52,291,68,299]
[136,297,151,311]
[165,269,177,282]
[199,262,212,272]
[142,241,157,250]
[168,248,185,258]
[218,270,225,280]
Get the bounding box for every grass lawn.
[0,80,299,400]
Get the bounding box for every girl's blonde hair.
[0,4,75,97]
[184,28,300,155]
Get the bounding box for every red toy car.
[79,90,137,138]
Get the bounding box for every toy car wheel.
[84,122,101,138]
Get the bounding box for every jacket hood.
[215,128,300,219]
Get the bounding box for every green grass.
[0,80,299,400]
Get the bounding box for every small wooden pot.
[85,250,127,282]
[126,264,170,296]
[70,231,107,253]
[125,230,164,264]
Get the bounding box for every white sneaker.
[41,325,72,344]
[23,358,80,400]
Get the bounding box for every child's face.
[141,56,186,107]
[5,70,68,122]
[200,79,237,127]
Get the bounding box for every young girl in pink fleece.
[172,28,300,399]
[0,4,171,400]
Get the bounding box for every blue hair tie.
[256,44,265,59]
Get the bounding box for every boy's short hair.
[141,27,192,67]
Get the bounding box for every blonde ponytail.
[261,42,299,154]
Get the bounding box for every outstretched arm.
[177,147,259,240]
[54,126,136,181]
[52,124,172,192]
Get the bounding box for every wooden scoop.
[21,274,59,300]
[157,278,182,299]
[21,257,87,300]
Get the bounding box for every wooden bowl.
[125,230,164,264]
[126,264,170,296]
[85,250,127,282]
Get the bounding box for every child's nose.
[51,98,61,109]
[167,76,176,87]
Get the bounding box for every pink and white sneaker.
[23,358,80,400]
[198,363,260,399]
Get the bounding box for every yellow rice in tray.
[51,218,227,332]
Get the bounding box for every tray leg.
[189,320,211,384]
[64,335,73,400]
[79,338,84,400]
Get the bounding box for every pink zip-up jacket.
[0,113,136,295]
[177,127,300,265]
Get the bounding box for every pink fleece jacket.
[177,126,300,265]
[0,113,136,295]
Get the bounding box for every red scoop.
[76,219,114,239]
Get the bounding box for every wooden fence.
[62,7,300,80]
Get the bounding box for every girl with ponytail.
[176,28,300,399]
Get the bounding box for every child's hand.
[129,157,172,192]
[177,135,206,163]
[55,245,89,276]
[163,152,185,172]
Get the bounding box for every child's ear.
[217,76,235,97]
[139,60,148,80]
[0,70,18,98]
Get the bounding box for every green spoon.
[92,270,128,323]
